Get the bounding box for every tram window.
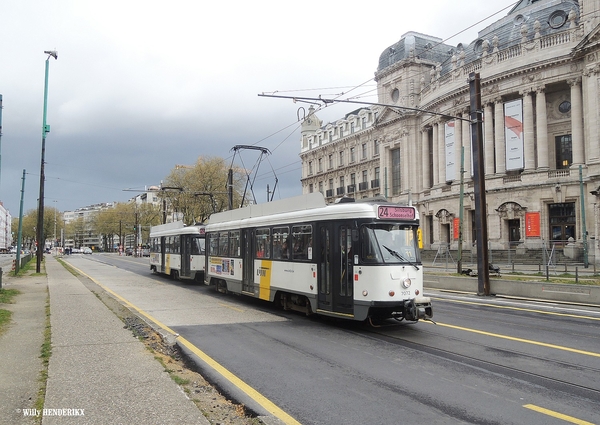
[208,234,219,256]
[272,227,289,260]
[173,236,180,254]
[229,230,240,257]
[191,236,205,255]
[255,228,271,258]
[165,236,171,254]
[218,232,229,256]
[361,224,418,263]
[291,225,312,261]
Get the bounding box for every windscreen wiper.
[382,245,420,270]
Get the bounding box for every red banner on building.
[525,212,541,237]
[453,217,460,240]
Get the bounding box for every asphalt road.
[63,253,600,425]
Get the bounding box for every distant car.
[83,247,92,254]
[125,248,133,256]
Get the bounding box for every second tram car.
[204,193,432,322]
[149,221,206,282]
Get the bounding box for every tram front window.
[361,224,419,264]
[191,237,205,255]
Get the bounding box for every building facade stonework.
[300,0,600,262]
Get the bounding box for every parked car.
[83,247,92,254]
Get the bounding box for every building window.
[362,143,367,160]
[558,100,571,114]
[371,167,379,189]
[308,161,313,175]
[351,122,355,134]
[374,140,380,156]
[318,158,323,173]
[351,173,356,187]
[362,170,368,182]
[362,117,366,129]
[340,126,344,137]
[339,151,344,166]
[549,202,576,244]
[309,183,313,193]
[328,154,333,169]
[555,135,572,169]
[350,147,356,163]
[340,176,345,188]
[329,179,334,191]
[319,181,323,194]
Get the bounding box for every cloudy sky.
[0,0,518,216]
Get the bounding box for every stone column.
[569,78,585,165]
[484,102,495,175]
[439,121,446,183]
[522,90,536,171]
[536,87,549,169]
[432,123,439,185]
[421,128,430,189]
[583,66,600,162]
[494,98,506,173]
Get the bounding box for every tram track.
[361,323,600,402]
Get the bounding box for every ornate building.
[300,0,600,262]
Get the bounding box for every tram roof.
[206,193,419,230]
[149,220,205,238]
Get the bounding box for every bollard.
[576,267,579,283]
[0,266,3,290]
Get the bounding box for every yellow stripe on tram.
[258,259,272,301]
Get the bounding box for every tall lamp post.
[36,50,58,273]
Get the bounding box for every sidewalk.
[0,256,210,425]
[0,266,46,425]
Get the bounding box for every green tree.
[10,206,63,249]
[161,156,245,225]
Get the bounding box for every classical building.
[300,0,600,262]
[0,202,12,251]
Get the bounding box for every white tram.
[204,193,433,322]
[149,221,206,282]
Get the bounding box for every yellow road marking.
[523,404,596,425]
[68,263,302,425]
[218,302,245,313]
[423,320,600,358]
[432,297,600,321]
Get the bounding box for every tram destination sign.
[378,206,415,220]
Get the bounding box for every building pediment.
[375,106,404,126]
[573,22,600,57]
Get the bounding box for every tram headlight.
[402,278,412,289]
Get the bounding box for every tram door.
[180,235,191,278]
[317,223,354,316]
[160,237,166,274]
[242,229,254,293]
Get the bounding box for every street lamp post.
[36,50,58,273]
